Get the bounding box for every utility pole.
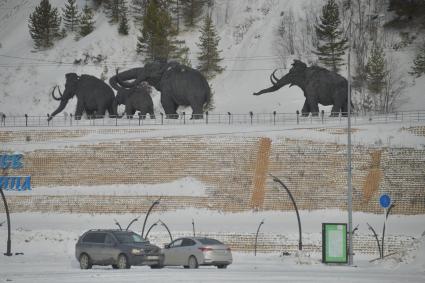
[347,0,354,266]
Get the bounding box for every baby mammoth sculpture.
[110,79,155,119]
[253,60,350,117]
[49,73,116,121]
[111,61,211,119]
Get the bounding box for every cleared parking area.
[1,251,424,283]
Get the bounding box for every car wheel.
[112,264,118,269]
[188,256,198,269]
[217,264,228,269]
[79,253,92,270]
[117,254,130,269]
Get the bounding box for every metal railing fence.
[0,110,424,128]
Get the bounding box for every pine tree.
[79,4,95,37]
[28,0,61,49]
[105,0,125,23]
[136,0,176,61]
[181,0,206,28]
[62,0,80,32]
[366,43,387,111]
[118,8,130,35]
[131,0,148,26]
[197,14,224,79]
[314,0,348,73]
[411,42,425,77]
[118,0,130,35]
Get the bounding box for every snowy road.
[1,252,424,283]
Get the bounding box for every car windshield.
[113,232,146,244]
[198,238,223,245]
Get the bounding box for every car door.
[180,238,197,265]
[101,233,119,265]
[163,238,183,266]
[82,232,106,264]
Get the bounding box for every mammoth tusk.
[270,73,276,85]
[270,69,279,85]
[271,69,279,84]
[51,86,62,101]
[57,85,63,97]
[114,68,128,88]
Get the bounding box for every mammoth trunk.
[110,68,145,90]
[49,99,68,121]
[254,72,289,96]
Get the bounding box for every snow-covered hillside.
[0,0,424,117]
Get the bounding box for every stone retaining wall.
[1,129,424,215]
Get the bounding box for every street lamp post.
[254,219,264,256]
[159,220,173,242]
[141,198,161,238]
[126,216,140,231]
[144,222,158,239]
[192,219,195,237]
[270,174,302,251]
[347,0,354,266]
[0,188,12,256]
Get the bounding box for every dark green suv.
[75,229,164,269]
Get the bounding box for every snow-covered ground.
[0,224,424,282]
[0,211,424,283]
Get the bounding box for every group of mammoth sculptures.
[48,60,350,121]
[49,61,211,121]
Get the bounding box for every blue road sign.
[379,194,391,208]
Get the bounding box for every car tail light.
[199,247,213,252]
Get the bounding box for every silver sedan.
[162,237,232,269]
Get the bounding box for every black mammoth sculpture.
[49,73,116,121]
[110,61,211,119]
[111,81,155,119]
[253,60,350,117]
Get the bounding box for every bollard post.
[296,110,299,125]
[160,113,164,125]
[249,111,253,125]
[2,114,6,127]
[206,111,208,124]
[273,111,276,125]
[321,110,324,124]
[139,115,141,126]
[47,114,50,126]
[228,112,231,124]
[183,112,186,124]
[25,114,28,127]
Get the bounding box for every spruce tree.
[131,0,148,26]
[366,43,387,111]
[136,0,176,61]
[314,0,348,73]
[181,0,206,28]
[28,0,61,49]
[79,4,95,37]
[62,0,80,32]
[197,14,224,79]
[411,42,425,77]
[118,5,130,35]
[105,0,125,23]
[117,0,130,35]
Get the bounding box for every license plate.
[146,256,158,260]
